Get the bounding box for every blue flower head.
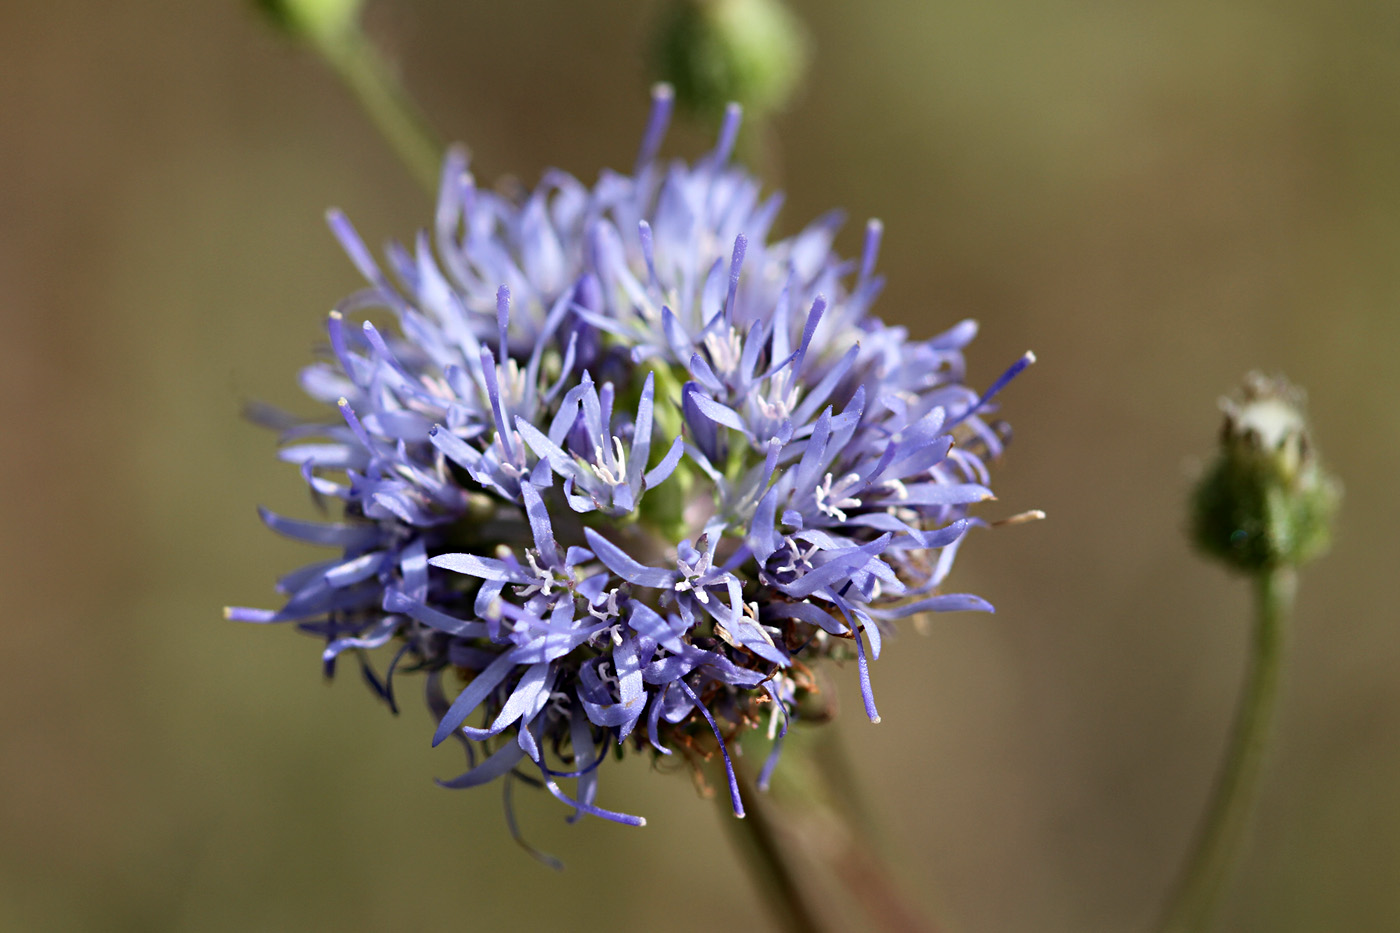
[231,86,1032,839]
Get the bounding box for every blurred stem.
[811,731,943,933]
[720,728,944,933]
[1159,566,1296,933]
[722,755,826,933]
[312,22,445,193]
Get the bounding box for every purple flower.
[231,85,1030,840]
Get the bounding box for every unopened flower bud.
[650,0,810,120]
[1191,373,1340,572]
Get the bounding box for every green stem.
[721,756,827,933]
[723,728,944,933]
[1159,566,1297,933]
[314,24,446,193]
[806,728,943,933]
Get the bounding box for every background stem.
[720,728,945,933]
[1158,566,1297,933]
[315,25,445,193]
[722,755,827,933]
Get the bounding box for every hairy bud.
[1192,373,1340,572]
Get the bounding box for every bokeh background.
[3,1,1397,930]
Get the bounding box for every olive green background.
[2,1,1397,930]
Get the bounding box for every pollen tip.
[327,309,343,321]
[871,715,882,724]
[992,509,1047,527]
[1024,350,1037,364]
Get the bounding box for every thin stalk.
[720,756,827,933]
[836,835,944,933]
[314,24,445,193]
[1158,566,1297,933]
[722,727,944,933]
[809,729,944,933]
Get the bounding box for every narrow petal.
[583,528,675,588]
[437,741,526,789]
[432,651,519,746]
[430,552,530,584]
[678,680,744,818]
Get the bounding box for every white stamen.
[516,548,569,599]
[882,478,909,500]
[546,690,573,719]
[526,550,549,591]
[598,661,619,693]
[587,589,622,621]
[674,544,715,604]
[815,471,863,522]
[775,536,820,576]
[754,369,798,422]
[703,325,744,374]
[501,358,528,406]
[496,428,528,478]
[590,435,629,486]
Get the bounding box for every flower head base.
[230,87,1030,836]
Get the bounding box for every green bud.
[650,0,810,120]
[1191,373,1341,573]
[251,0,361,45]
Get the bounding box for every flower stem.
[718,728,944,933]
[313,23,445,193]
[806,728,944,933]
[1159,566,1297,933]
[721,755,827,933]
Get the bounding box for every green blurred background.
[2,1,1397,929]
